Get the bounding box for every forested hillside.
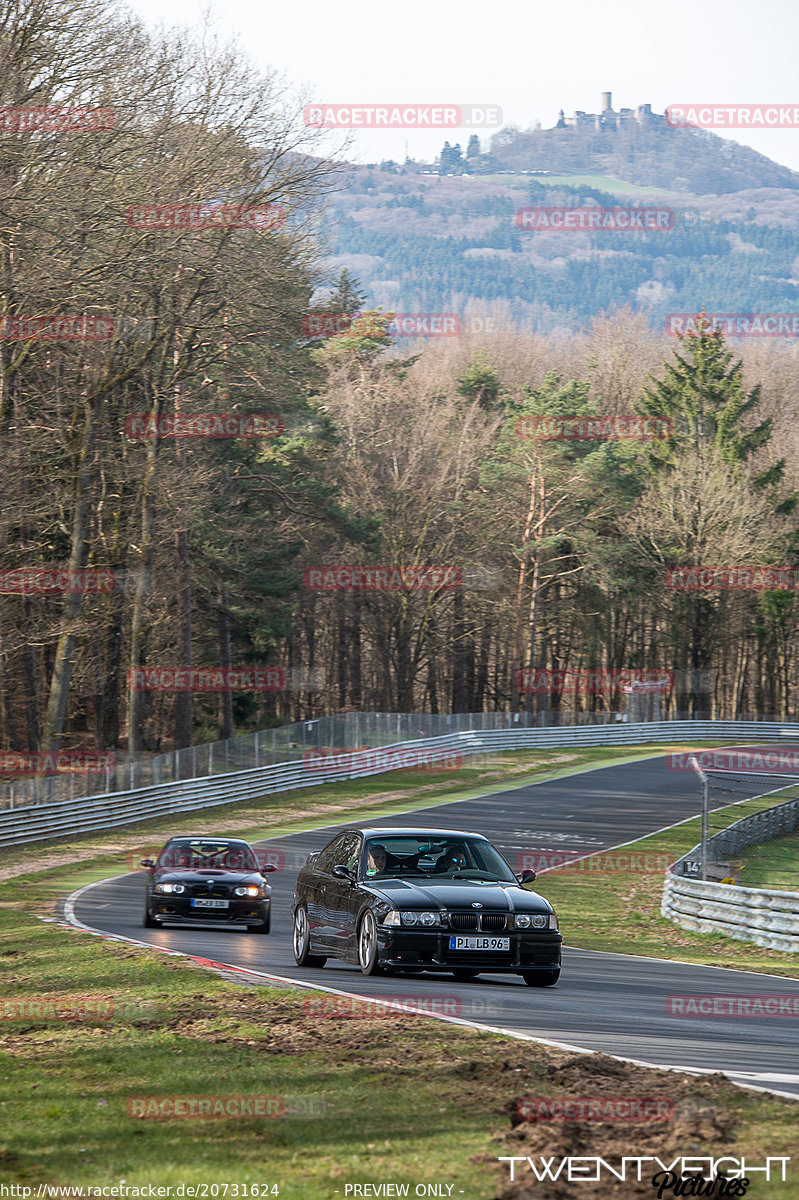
[3,3,799,775]
[324,171,799,330]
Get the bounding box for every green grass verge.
[1,907,798,1196]
[733,833,799,893]
[539,790,799,977]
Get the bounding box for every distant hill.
[319,102,799,334]
[480,120,799,195]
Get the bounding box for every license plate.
[449,936,509,951]
[191,898,229,909]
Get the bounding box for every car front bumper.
[149,896,269,927]
[374,927,562,973]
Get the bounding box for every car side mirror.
[332,864,354,882]
[140,858,155,868]
[517,869,536,884]
[261,863,278,873]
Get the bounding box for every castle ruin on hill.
[553,92,665,131]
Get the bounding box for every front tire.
[523,970,560,987]
[357,909,381,975]
[293,905,326,967]
[143,902,158,929]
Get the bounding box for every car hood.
[153,870,264,885]
[364,878,551,912]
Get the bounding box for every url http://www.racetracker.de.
[0,1187,280,1198]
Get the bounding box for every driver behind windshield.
[365,841,423,876]
[366,843,389,875]
[434,843,469,873]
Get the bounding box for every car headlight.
[400,911,439,926]
[514,913,531,928]
[549,912,559,931]
[155,883,185,894]
[234,885,262,897]
[383,910,401,926]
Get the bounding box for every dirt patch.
[491,1054,747,1199]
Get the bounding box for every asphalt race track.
[68,753,799,1098]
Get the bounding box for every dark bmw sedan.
[141,835,276,933]
[292,827,562,985]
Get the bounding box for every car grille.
[449,911,507,932]
[450,912,479,931]
[189,883,230,898]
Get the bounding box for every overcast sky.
[123,0,799,172]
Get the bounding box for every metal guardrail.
[0,709,627,809]
[4,718,799,849]
[662,796,799,952]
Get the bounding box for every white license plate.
[191,898,229,909]
[449,936,509,951]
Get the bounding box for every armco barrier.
[662,796,799,952]
[4,719,799,848]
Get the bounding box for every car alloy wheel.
[358,909,381,975]
[292,905,326,967]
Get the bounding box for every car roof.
[165,834,252,844]
[354,828,488,840]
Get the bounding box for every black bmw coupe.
[141,835,276,933]
[291,827,562,985]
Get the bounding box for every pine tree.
[637,311,787,494]
[326,269,366,316]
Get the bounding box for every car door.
[323,832,363,958]
[309,834,349,951]
[303,838,340,944]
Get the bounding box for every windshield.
[157,839,259,872]
[361,835,516,882]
